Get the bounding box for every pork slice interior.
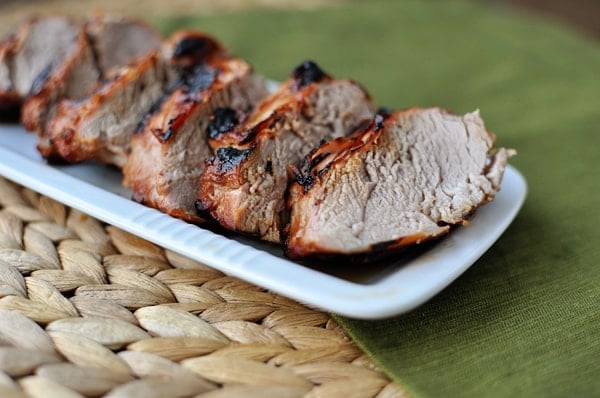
[86,17,162,74]
[11,18,78,95]
[291,108,514,254]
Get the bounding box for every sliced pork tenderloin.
[45,31,224,168]
[21,27,100,157]
[122,56,268,222]
[19,15,162,159]
[0,17,78,117]
[47,52,172,167]
[196,61,376,242]
[285,108,515,259]
[85,16,161,73]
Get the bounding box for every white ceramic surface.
[0,124,526,319]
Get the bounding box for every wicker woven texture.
[0,177,405,398]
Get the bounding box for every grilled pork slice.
[285,108,515,259]
[0,17,77,116]
[196,61,376,242]
[21,27,99,149]
[45,31,224,167]
[47,52,171,167]
[20,15,161,159]
[123,56,268,222]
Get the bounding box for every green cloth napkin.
[158,1,600,396]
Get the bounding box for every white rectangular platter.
[0,124,526,319]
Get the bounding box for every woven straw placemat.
[0,177,404,398]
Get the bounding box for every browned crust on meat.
[287,107,453,194]
[47,51,163,163]
[44,29,222,165]
[284,230,446,260]
[123,50,266,223]
[284,115,384,258]
[121,53,230,188]
[124,125,161,203]
[197,68,375,242]
[289,107,432,194]
[206,75,330,150]
[196,139,272,233]
[287,115,384,195]
[195,146,255,229]
[166,30,228,67]
[141,57,251,144]
[196,80,325,234]
[21,16,162,159]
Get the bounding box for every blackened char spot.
[145,65,219,141]
[194,199,211,217]
[29,64,53,96]
[207,107,239,139]
[159,118,177,142]
[182,64,218,94]
[173,37,217,60]
[215,146,252,173]
[298,174,316,193]
[239,113,284,145]
[374,113,387,132]
[293,157,317,193]
[160,129,172,142]
[350,111,390,136]
[135,93,169,134]
[370,239,401,254]
[376,107,392,118]
[194,199,241,232]
[292,60,329,90]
